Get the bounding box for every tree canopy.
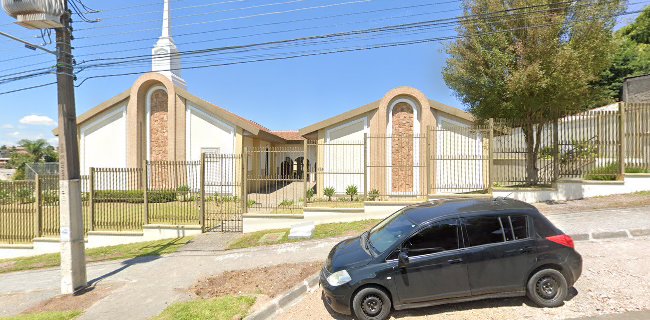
[443,0,623,184]
[592,6,650,104]
[7,139,58,180]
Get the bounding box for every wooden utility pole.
[56,6,87,294]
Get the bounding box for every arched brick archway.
[391,102,414,193]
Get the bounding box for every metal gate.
[202,153,243,232]
[244,146,310,214]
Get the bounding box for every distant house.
[623,74,650,103]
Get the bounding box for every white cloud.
[8,131,20,137]
[19,115,56,126]
[1,124,13,129]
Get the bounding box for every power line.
[74,0,378,38]
[0,0,627,80]
[76,0,315,32]
[0,81,56,96]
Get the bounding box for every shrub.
[247,199,257,208]
[306,189,314,202]
[43,189,59,205]
[324,187,335,201]
[584,163,618,181]
[0,189,11,204]
[176,185,192,202]
[15,188,34,204]
[279,199,294,207]
[368,189,380,201]
[345,185,358,201]
[149,190,178,203]
[95,190,144,203]
[176,185,190,194]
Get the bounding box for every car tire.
[527,268,568,308]
[352,286,392,320]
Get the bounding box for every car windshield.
[368,209,417,253]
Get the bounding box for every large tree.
[443,0,622,185]
[7,139,58,180]
[592,6,650,105]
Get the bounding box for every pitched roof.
[270,131,305,141]
[298,97,473,135]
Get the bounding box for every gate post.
[242,148,248,214]
[88,168,95,231]
[425,127,431,197]
[142,161,149,226]
[553,119,560,185]
[488,119,495,194]
[363,133,368,200]
[199,154,206,232]
[618,102,626,180]
[303,139,309,203]
[34,174,42,238]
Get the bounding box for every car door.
[390,218,471,304]
[461,213,537,296]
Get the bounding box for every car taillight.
[546,234,574,249]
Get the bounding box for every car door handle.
[447,258,463,264]
[519,247,533,254]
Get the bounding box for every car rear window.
[501,215,529,240]
[534,215,562,237]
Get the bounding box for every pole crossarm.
[0,31,57,55]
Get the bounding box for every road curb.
[244,272,320,320]
[569,227,650,242]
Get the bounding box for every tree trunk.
[522,123,545,186]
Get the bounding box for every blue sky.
[0,0,645,146]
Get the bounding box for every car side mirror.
[398,250,409,268]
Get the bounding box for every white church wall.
[186,103,236,195]
[324,117,368,194]
[79,104,127,176]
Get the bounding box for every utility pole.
[1,1,87,294]
[56,4,87,294]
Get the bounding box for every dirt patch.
[23,282,124,314]
[534,192,650,215]
[0,261,16,272]
[192,262,322,299]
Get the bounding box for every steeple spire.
[162,0,171,38]
[152,0,186,88]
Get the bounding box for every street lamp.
[2,0,87,294]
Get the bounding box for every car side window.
[464,216,505,246]
[403,219,459,257]
[509,216,529,240]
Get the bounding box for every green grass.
[0,237,192,274]
[0,311,81,320]
[228,219,380,250]
[152,296,255,320]
[584,163,650,181]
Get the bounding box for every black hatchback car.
[321,198,582,320]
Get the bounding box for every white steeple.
[152,0,186,88]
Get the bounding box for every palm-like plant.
[8,139,58,180]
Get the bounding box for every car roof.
[403,198,537,224]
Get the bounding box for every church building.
[55,0,477,198]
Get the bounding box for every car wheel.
[527,268,568,308]
[352,286,392,320]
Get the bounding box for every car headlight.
[326,270,352,287]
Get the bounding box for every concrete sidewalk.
[0,205,648,319]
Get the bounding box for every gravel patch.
[277,237,650,320]
[534,193,650,215]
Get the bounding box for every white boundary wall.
[493,174,650,203]
[0,225,202,259]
